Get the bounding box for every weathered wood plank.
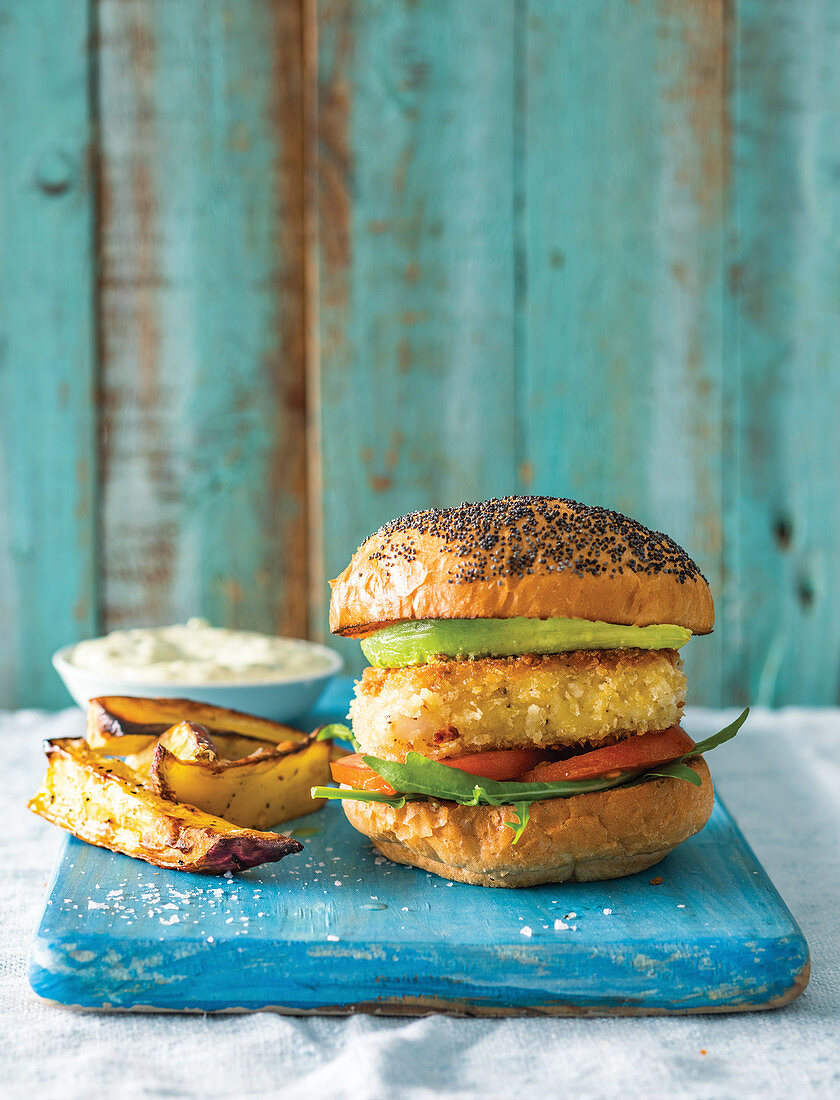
[725,0,840,705]
[0,0,98,707]
[97,0,308,638]
[4,0,837,710]
[520,0,727,704]
[313,0,519,672]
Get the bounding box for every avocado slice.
[360,617,691,668]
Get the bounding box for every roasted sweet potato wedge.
[121,720,222,780]
[86,696,308,755]
[123,722,301,779]
[149,731,331,830]
[158,720,218,762]
[28,738,303,873]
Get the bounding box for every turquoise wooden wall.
[1,0,838,708]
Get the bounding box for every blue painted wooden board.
[30,800,809,1016]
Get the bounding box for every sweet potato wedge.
[86,696,307,755]
[157,720,219,762]
[28,738,303,873]
[149,731,331,830]
[193,731,299,761]
[123,722,301,779]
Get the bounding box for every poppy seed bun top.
[329,496,714,636]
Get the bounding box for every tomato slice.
[520,727,695,783]
[330,729,696,796]
[441,748,547,781]
[330,754,397,796]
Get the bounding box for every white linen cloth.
[1,706,838,1100]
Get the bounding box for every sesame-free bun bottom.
[342,757,713,887]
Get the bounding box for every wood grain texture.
[313,0,519,675]
[29,683,810,1015]
[0,0,98,708]
[97,0,308,638]
[519,0,727,705]
[30,805,810,1014]
[3,1,839,708]
[724,0,840,705]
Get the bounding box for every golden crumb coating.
[349,650,686,761]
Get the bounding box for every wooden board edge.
[28,957,810,1018]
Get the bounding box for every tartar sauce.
[66,619,335,684]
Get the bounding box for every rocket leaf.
[505,802,531,845]
[315,709,750,842]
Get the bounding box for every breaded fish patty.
[350,649,686,761]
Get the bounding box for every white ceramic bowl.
[52,640,343,724]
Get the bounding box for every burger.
[314,497,746,887]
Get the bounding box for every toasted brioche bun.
[342,757,713,887]
[330,497,714,637]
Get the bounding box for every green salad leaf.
[314,722,359,751]
[311,787,397,806]
[623,759,703,787]
[505,802,531,845]
[689,709,749,755]
[313,708,750,842]
[363,751,636,804]
[312,785,406,808]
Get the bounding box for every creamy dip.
[65,619,335,684]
